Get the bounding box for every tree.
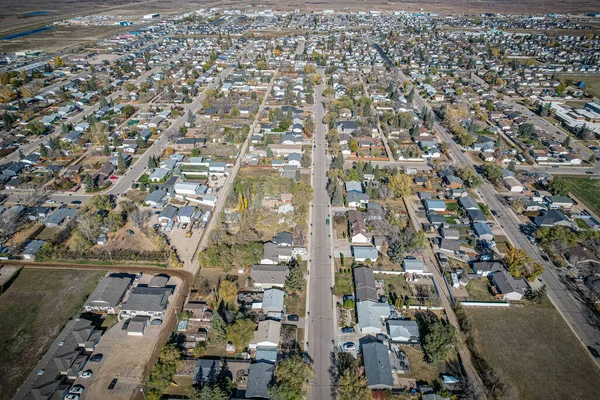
[482,163,503,185]
[504,247,531,278]
[117,153,126,173]
[407,87,415,103]
[77,214,102,243]
[419,313,457,364]
[39,143,48,157]
[331,185,344,206]
[301,153,311,168]
[0,85,16,103]
[190,386,229,400]
[335,367,372,400]
[210,313,228,344]
[549,178,569,196]
[0,206,24,240]
[122,104,135,118]
[388,173,412,198]
[84,174,98,192]
[285,259,304,291]
[129,207,152,229]
[518,122,535,139]
[54,56,64,67]
[218,280,238,306]
[226,318,256,351]
[456,165,483,188]
[268,355,315,400]
[26,120,46,136]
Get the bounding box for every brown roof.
[348,210,367,237]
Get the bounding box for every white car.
[65,395,80,400]
[47,200,56,204]
[80,370,93,379]
[342,342,356,351]
[69,385,84,394]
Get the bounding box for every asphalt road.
[307,78,336,400]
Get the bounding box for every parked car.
[47,200,56,204]
[287,314,299,322]
[341,327,355,334]
[71,200,82,205]
[65,395,79,400]
[80,370,93,379]
[108,378,118,390]
[126,229,135,235]
[588,346,600,358]
[89,354,103,362]
[342,342,356,351]
[134,273,142,283]
[182,223,188,230]
[69,385,84,394]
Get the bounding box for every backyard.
[467,301,600,399]
[554,176,600,217]
[0,268,105,400]
[465,278,496,301]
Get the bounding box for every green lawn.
[0,268,105,400]
[558,74,600,99]
[555,176,600,216]
[467,302,600,399]
[446,202,459,212]
[333,271,353,296]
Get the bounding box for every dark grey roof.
[158,205,178,220]
[467,209,486,222]
[251,265,289,285]
[85,273,134,309]
[193,359,221,384]
[272,231,293,246]
[362,342,394,389]
[246,361,275,398]
[121,287,171,312]
[353,266,377,302]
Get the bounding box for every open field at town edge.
[0,268,106,400]
[467,302,600,400]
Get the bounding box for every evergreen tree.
[117,153,126,172]
[39,143,48,157]
[331,185,344,206]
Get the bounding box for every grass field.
[0,268,105,400]
[559,74,600,99]
[465,278,495,301]
[555,176,600,217]
[467,302,600,399]
[333,271,353,296]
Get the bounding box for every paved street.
[306,78,336,400]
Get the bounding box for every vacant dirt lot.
[0,268,105,400]
[467,302,600,399]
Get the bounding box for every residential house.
[443,175,463,189]
[545,196,574,209]
[473,222,494,241]
[21,239,46,260]
[144,189,168,208]
[491,269,529,301]
[534,209,571,227]
[158,205,178,225]
[424,200,446,212]
[83,273,135,314]
[353,266,378,302]
[249,320,281,350]
[458,197,479,210]
[402,259,425,274]
[250,265,289,290]
[348,210,370,243]
[149,168,170,183]
[44,208,77,228]
[246,362,275,399]
[345,180,363,193]
[261,242,292,264]
[357,300,391,334]
[467,209,487,223]
[346,191,369,207]
[472,261,503,277]
[387,320,420,344]
[253,288,285,315]
[120,286,173,320]
[352,246,379,262]
[362,341,394,389]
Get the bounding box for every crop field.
[467,302,600,399]
[0,268,105,400]
[555,176,600,217]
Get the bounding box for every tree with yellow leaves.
[54,56,64,67]
[388,173,412,198]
